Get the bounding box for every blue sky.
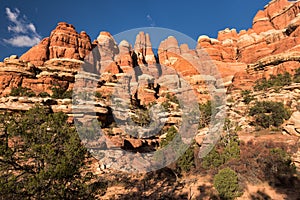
[0,0,271,60]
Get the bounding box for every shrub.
[38,92,50,98]
[249,101,291,128]
[269,72,292,87]
[223,118,242,133]
[51,86,73,99]
[222,135,240,161]
[95,92,102,99]
[165,93,179,104]
[293,67,300,83]
[202,147,224,169]
[161,100,171,110]
[199,101,213,129]
[202,134,240,169]
[263,148,296,186]
[62,90,73,99]
[160,126,178,148]
[241,90,254,104]
[254,78,269,91]
[162,93,179,110]
[224,140,297,185]
[76,119,102,141]
[131,107,151,126]
[0,105,99,199]
[254,72,292,91]
[176,143,195,172]
[213,168,242,200]
[10,86,36,97]
[160,126,195,172]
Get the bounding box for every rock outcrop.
[173,0,300,91]
[115,40,133,73]
[253,0,300,33]
[14,0,300,96]
[284,111,300,136]
[20,22,92,66]
[134,32,156,65]
[0,0,297,111]
[1,0,300,170]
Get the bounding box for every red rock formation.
[191,0,300,89]
[115,40,133,73]
[4,0,300,99]
[158,36,201,76]
[231,71,262,91]
[20,22,92,66]
[252,0,300,33]
[252,10,274,33]
[0,56,36,96]
[18,38,50,66]
[134,32,156,65]
[96,31,120,74]
[217,28,238,41]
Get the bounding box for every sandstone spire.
[134,32,156,65]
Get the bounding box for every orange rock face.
[252,0,299,33]
[20,22,92,66]
[192,0,300,89]
[115,40,133,73]
[1,0,298,100]
[134,32,156,65]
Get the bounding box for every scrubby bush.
[269,72,292,87]
[10,86,36,97]
[263,148,296,186]
[131,107,151,126]
[249,101,291,128]
[202,134,240,169]
[293,67,300,83]
[38,92,50,97]
[254,78,269,91]
[161,93,179,110]
[76,119,102,141]
[160,126,195,172]
[160,126,179,148]
[202,147,224,169]
[199,101,214,129]
[237,141,296,186]
[95,92,102,99]
[51,86,73,99]
[176,143,195,172]
[254,72,292,91]
[165,93,179,104]
[223,118,242,133]
[213,168,242,200]
[241,90,254,104]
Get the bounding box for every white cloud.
[146,14,156,27]
[3,35,41,47]
[27,23,36,32]
[4,8,41,47]
[6,8,19,23]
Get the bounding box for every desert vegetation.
[249,101,291,128]
[0,105,106,199]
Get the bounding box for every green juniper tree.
[0,105,101,199]
[213,168,242,200]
